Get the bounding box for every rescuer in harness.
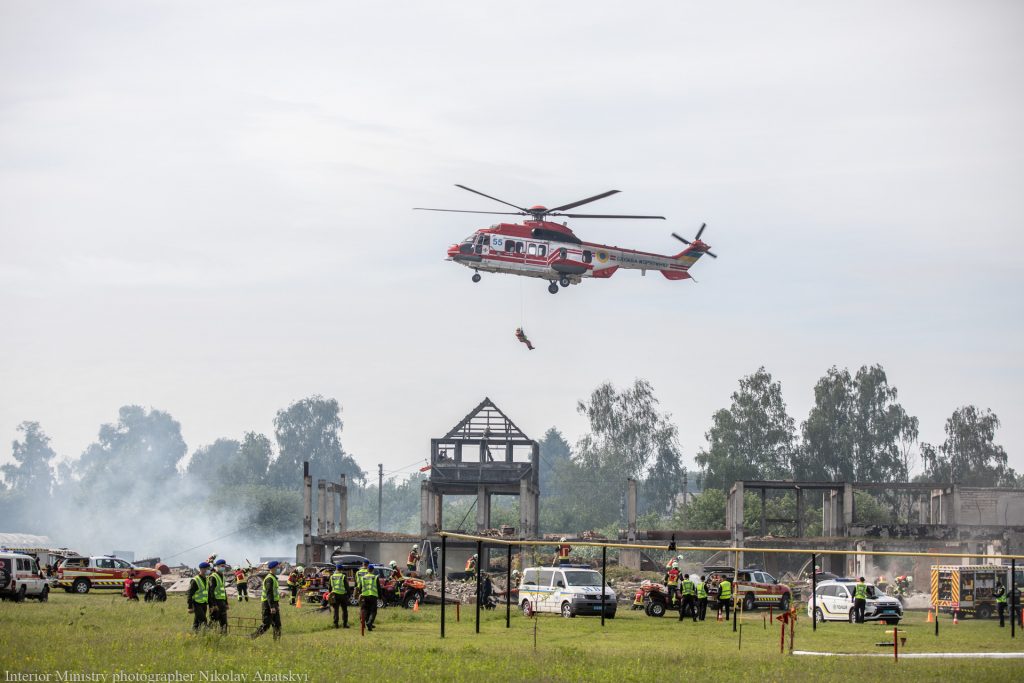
[515,328,535,350]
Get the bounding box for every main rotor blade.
[553,212,666,219]
[454,184,529,212]
[695,222,707,240]
[413,208,525,216]
[705,251,718,258]
[671,232,691,244]
[547,190,620,213]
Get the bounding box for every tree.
[2,421,57,497]
[186,438,240,483]
[267,396,364,488]
[538,428,572,497]
[224,432,273,486]
[574,379,685,527]
[696,368,796,490]
[796,365,918,482]
[673,489,727,530]
[920,406,1013,486]
[76,405,187,496]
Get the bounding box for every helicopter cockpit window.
[527,243,537,256]
[538,245,547,258]
[516,242,524,254]
[504,241,515,253]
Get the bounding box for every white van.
[0,551,49,602]
[518,565,616,618]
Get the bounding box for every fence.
[436,531,1024,641]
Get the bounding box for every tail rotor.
[671,223,717,258]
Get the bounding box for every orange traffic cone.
[952,611,958,625]
[413,598,420,612]
[927,609,933,623]
[717,609,724,622]
[296,595,302,609]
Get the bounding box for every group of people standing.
[664,563,723,622]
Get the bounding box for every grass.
[2,591,1023,682]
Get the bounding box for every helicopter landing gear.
[472,272,481,283]
[547,282,559,295]
[559,276,571,288]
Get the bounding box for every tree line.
[0,365,1016,549]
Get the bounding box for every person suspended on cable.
[515,327,534,350]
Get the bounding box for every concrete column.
[326,483,335,533]
[951,485,961,526]
[760,488,767,536]
[420,481,434,538]
[729,482,745,545]
[434,491,443,533]
[842,483,854,531]
[317,480,327,536]
[620,478,641,570]
[476,486,490,531]
[795,487,804,537]
[302,462,313,564]
[338,474,348,532]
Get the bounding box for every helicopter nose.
[447,244,465,258]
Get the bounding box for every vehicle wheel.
[403,592,422,610]
[559,276,570,288]
[976,605,992,620]
[779,593,790,612]
[377,597,386,609]
[521,599,532,616]
[73,579,90,595]
[547,282,558,294]
[13,586,27,603]
[561,601,575,618]
[472,273,481,283]
[814,607,825,624]
[647,600,666,618]
[138,578,155,594]
[38,586,49,603]
[743,593,756,612]
[606,612,615,619]
[849,609,856,623]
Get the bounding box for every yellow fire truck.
[930,564,1023,619]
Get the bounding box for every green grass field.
[2,592,1022,682]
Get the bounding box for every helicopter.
[416,185,717,294]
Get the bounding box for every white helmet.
[560,537,567,542]
[389,561,397,569]
[412,544,419,551]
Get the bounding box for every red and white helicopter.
[417,185,717,294]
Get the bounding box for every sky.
[2,0,1023,485]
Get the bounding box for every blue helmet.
[198,562,211,569]
[214,559,227,566]
[267,560,280,569]
[335,563,344,570]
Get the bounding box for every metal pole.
[476,539,482,634]
[733,550,738,633]
[601,545,607,627]
[506,543,512,629]
[1012,558,1016,639]
[440,535,446,639]
[377,464,383,531]
[811,553,817,632]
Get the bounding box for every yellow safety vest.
[854,583,867,600]
[359,572,379,598]
[330,572,348,595]
[696,582,707,599]
[261,573,280,603]
[191,575,208,604]
[719,580,732,600]
[209,571,227,601]
[681,579,695,596]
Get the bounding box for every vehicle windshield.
[563,570,603,587]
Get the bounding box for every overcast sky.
[2,1,1022,484]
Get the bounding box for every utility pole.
[378,464,384,531]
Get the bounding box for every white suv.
[518,566,616,619]
[0,551,49,602]
[808,579,903,624]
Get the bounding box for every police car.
[807,578,903,624]
[518,565,616,618]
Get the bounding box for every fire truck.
[930,564,1023,619]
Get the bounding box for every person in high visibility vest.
[994,580,1008,628]
[329,564,350,629]
[358,560,380,631]
[718,576,733,621]
[251,560,282,640]
[186,562,211,633]
[234,567,249,602]
[679,573,697,622]
[664,564,681,607]
[465,554,478,582]
[696,575,708,621]
[208,559,229,634]
[286,567,301,606]
[853,576,868,623]
[407,545,420,574]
